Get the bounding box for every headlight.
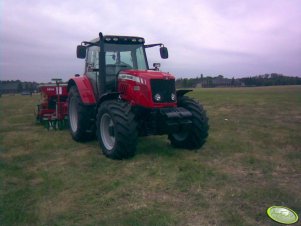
[171,93,176,101]
[154,94,161,102]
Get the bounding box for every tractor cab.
[76,34,168,97]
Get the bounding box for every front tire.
[68,86,95,141]
[97,100,138,159]
[168,96,209,149]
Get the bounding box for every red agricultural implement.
[35,79,68,130]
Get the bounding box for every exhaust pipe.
[98,32,106,94]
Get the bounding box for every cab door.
[85,46,100,98]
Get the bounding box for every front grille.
[150,79,176,103]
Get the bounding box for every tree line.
[0,80,39,94]
[176,73,301,88]
[1,73,301,94]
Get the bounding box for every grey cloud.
[1,0,300,82]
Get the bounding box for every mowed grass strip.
[0,86,300,226]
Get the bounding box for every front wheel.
[168,96,209,149]
[97,100,138,159]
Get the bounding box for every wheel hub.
[100,113,116,150]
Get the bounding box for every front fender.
[176,89,193,99]
[68,75,96,105]
[97,92,120,107]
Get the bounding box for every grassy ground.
[0,86,300,226]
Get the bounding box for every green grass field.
[1,86,300,226]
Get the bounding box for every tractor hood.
[119,69,175,81]
[117,69,177,108]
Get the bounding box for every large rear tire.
[168,96,209,149]
[68,86,95,141]
[96,100,137,159]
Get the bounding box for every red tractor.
[67,32,209,159]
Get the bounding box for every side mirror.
[76,45,86,59]
[160,46,168,59]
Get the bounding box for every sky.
[1,0,301,82]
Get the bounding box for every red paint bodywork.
[68,75,96,104]
[70,70,176,108]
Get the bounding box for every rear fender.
[67,76,96,105]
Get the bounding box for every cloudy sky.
[1,0,301,82]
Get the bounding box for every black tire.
[68,86,95,141]
[168,96,209,149]
[96,100,138,159]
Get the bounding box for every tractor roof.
[89,35,145,45]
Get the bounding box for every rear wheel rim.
[69,97,78,132]
[100,113,115,150]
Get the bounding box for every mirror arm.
[81,41,98,46]
[144,43,163,48]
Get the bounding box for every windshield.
[104,44,148,70]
